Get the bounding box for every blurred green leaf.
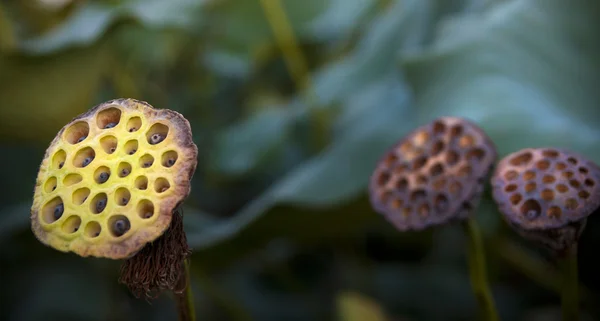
[337,291,389,321]
[403,0,600,162]
[18,0,207,54]
[0,44,110,142]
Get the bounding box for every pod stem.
[175,259,196,321]
[462,217,499,321]
[560,244,579,321]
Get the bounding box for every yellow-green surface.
[30,98,198,259]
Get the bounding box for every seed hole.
[162,151,179,168]
[449,181,462,195]
[115,188,131,206]
[412,156,428,171]
[44,177,57,193]
[525,182,536,193]
[383,154,398,167]
[52,150,66,169]
[137,199,155,219]
[94,166,111,184]
[458,165,472,178]
[446,150,460,166]
[109,215,131,237]
[536,160,550,170]
[566,198,578,210]
[556,162,567,170]
[41,197,64,223]
[579,190,590,199]
[124,140,138,155]
[73,147,95,168]
[72,188,90,205]
[542,149,560,158]
[395,178,408,191]
[100,135,118,154]
[139,154,154,169]
[127,117,142,132]
[430,140,445,157]
[154,177,170,193]
[64,121,90,144]
[61,216,81,234]
[548,206,562,219]
[556,184,569,193]
[410,190,427,202]
[434,194,449,212]
[393,164,408,175]
[147,123,169,145]
[584,179,595,187]
[433,178,447,190]
[90,193,108,214]
[413,130,429,146]
[542,175,556,184]
[510,152,533,166]
[96,107,122,130]
[84,221,101,238]
[520,199,541,220]
[402,207,412,217]
[391,198,403,209]
[118,162,132,178]
[399,142,413,154]
[567,157,578,165]
[433,121,446,135]
[63,173,82,186]
[429,163,444,177]
[523,171,536,181]
[562,171,574,179]
[466,148,485,162]
[570,180,581,189]
[416,175,428,185]
[505,184,518,192]
[450,125,463,137]
[418,203,430,217]
[135,176,148,190]
[540,189,554,201]
[504,170,518,181]
[578,167,588,174]
[510,193,522,205]
[459,135,475,148]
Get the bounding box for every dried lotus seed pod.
[491,148,600,252]
[30,98,198,259]
[368,117,497,231]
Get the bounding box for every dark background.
[1,0,600,320]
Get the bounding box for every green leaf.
[336,291,389,321]
[18,0,207,54]
[402,0,600,162]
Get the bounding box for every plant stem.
[560,244,579,321]
[462,217,499,321]
[175,259,196,321]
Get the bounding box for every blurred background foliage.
[1,0,600,320]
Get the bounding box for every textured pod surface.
[491,148,600,236]
[30,98,198,259]
[368,117,497,231]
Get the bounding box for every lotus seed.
[109,147,116,153]
[525,209,540,220]
[98,172,109,183]
[77,136,86,143]
[104,122,117,129]
[150,133,165,145]
[96,199,107,213]
[128,127,136,132]
[113,219,130,237]
[82,157,93,167]
[143,212,152,219]
[142,162,151,168]
[128,149,136,155]
[121,197,128,205]
[58,161,64,169]
[167,159,175,166]
[53,203,64,220]
[121,168,130,176]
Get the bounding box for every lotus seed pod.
[368,117,497,231]
[30,98,198,259]
[490,148,600,252]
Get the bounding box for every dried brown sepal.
[491,148,600,252]
[118,210,191,299]
[368,117,497,231]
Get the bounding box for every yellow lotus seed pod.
[30,98,198,259]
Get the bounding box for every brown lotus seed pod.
[368,117,497,231]
[491,148,600,252]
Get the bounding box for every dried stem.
[560,244,579,321]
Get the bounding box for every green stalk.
[560,244,579,321]
[175,259,196,321]
[462,217,499,321]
